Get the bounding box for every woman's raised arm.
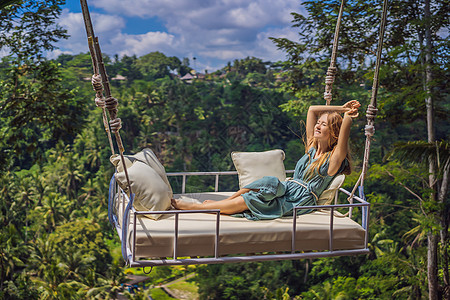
[327,102,360,175]
[306,102,355,147]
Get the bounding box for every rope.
[105,96,119,119]
[81,0,133,198]
[348,0,388,201]
[90,37,132,195]
[109,117,122,133]
[91,74,115,155]
[324,0,346,105]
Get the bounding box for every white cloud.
[46,49,73,60]
[199,49,246,60]
[253,26,300,62]
[56,9,125,55]
[111,31,178,57]
[54,1,306,71]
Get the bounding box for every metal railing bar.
[132,202,369,215]
[215,174,219,192]
[215,212,220,258]
[339,188,368,203]
[329,207,334,251]
[293,202,369,211]
[174,214,179,259]
[167,170,295,176]
[292,213,297,253]
[182,174,186,193]
[168,171,237,176]
[133,209,222,215]
[365,206,370,244]
[120,186,125,222]
[129,249,370,267]
[132,212,137,262]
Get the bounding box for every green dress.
[239,147,348,220]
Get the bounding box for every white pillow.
[111,150,172,220]
[231,149,286,188]
[110,148,172,194]
[132,148,172,194]
[317,174,345,205]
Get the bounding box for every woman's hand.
[344,107,359,119]
[343,100,361,110]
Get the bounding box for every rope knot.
[105,96,119,117]
[95,97,105,108]
[109,118,122,133]
[366,105,378,120]
[325,67,336,84]
[325,75,335,84]
[327,67,337,76]
[91,74,102,93]
[365,124,375,137]
[324,67,337,104]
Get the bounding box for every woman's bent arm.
[327,102,360,175]
[306,104,352,146]
[328,113,353,175]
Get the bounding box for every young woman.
[172,100,360,220]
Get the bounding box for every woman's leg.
[224,188,253,200]
[202,188,256,204]
[172,196,248,215]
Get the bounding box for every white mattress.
[122,192,366,259]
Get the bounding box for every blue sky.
[54,0,305,72]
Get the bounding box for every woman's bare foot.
[171,198,198,210]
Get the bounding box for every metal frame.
[108,171,370,267]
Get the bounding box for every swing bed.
[80,0,388,267]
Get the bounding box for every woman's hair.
[304,112,352,181]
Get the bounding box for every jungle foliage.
[0,0,449,299]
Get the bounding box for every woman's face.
[314,114,330,141]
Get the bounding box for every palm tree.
[390,246,427,300]
[0,224,25,290]
[30,165,48,206]
[59,153,85,201]
[28,236,56,278]
[78,268,125,299]
[31,261,78,300]
[368,230,396,259]
[389,140,450,297]
[36,192,70,232]
[13,170,38,242]
[77,178,97,207]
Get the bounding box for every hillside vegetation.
[0,0,448,299]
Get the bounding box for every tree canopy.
[0,0,449,299]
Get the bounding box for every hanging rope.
[91,73,115,154]
[348,0,389,201]
[81,0,133,199]
[324,0,346,105]
[81,5,115,157]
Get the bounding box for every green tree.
[0,1,89,170]
[271,2,449,298]
[135,51,182,80]
[388,141,450,298]
[49,219,112,274]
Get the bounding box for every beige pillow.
[317,174,345,205]
[111,150,172,220]
[231,149,286,188]
[132,148,172,192]
[110,148,172,194]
